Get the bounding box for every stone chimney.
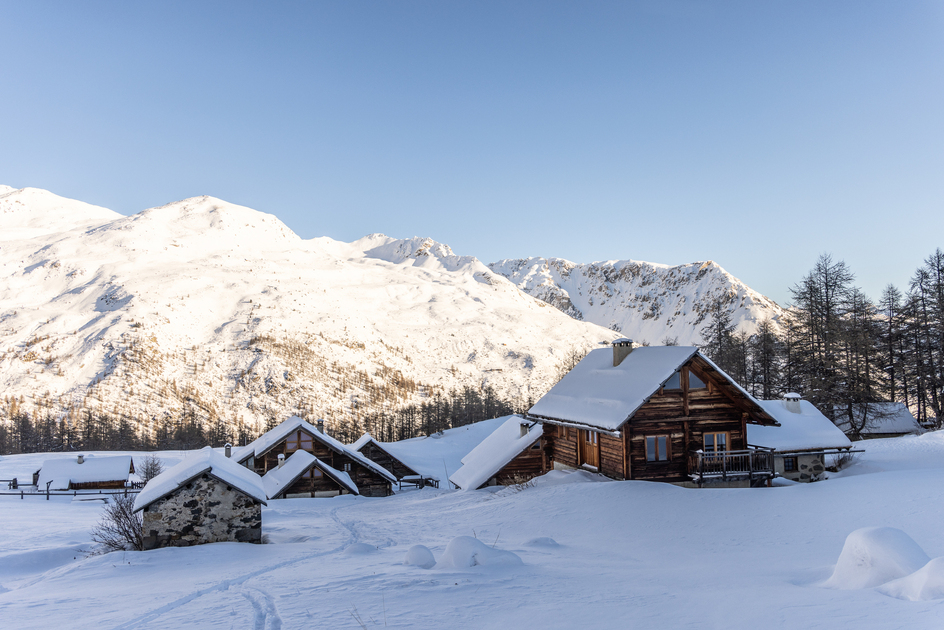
[612,338,635,367]
[519,423,529,438]
[277,453,286,468]
[783,392,802,414]
[317,419,325,434]
[77,454,85,464]
[224,443,232,458]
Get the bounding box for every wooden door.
[579,430,600,469]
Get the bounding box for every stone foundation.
[142,473,262,550]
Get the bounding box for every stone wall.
[776,453,825,482]
[142,473,262,550]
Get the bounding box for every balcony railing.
[688,448,775,485]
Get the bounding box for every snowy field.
[2,430,943,629]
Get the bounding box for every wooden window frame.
[783,456,798,472]
[703,431,730,453]
[645,435,671,462]
[285,430,314,453]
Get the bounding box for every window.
[646,436,670,462]
[783,457,798,472]
[343,463,352,472]
[302,468,323,479]
[689,371,707,389]
[530,442,542,451]
[663,371,682,391]
[703,432,728,453]
[285,430,314,453]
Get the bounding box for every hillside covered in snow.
[0,186,785,440]
[489,256,784,345]
[0,187,618,438]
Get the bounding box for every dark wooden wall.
[492,438,547,487]
[357,443,417,479]
[279,469,349,497]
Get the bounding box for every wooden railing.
[688,449,775,485]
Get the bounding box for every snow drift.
[823,527,930,590]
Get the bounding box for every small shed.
[262,450,358,499]
[834,402,924,440]
[449,417,545,490]
[749,395,854,482]
[133,447,267,550]
[38,455,135,490]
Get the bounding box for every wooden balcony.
[688,448,775,486]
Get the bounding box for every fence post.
[21,490,24,500]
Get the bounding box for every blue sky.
[1,1,942,305]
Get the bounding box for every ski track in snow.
[110,504,360,630]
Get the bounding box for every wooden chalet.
[449,416,545,490]
[262,450,360,499]
[234,416,396,497]
[351,433,421,480]
[526,340,780,487]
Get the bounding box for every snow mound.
[436,536,523,569]
[524,537,560,548]
[344,543,378,555]
[878,557,944,601]
[530,469,609,487]
[404,545,436,569]
[823,527,930,590]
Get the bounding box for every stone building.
[749,394,855,482]
[133,447,268,550]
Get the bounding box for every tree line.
[699,250,943,437]
[0,384,523,455]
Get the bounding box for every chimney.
[612,338,635,367]
[224,443,232,458]
[317,419,325,434]
[519,423,529,438]
[277,453,285,468]
[783,392,802,414]
[77,454,85,464]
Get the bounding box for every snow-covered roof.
[834,403,924,436]
[449,417,543,490]
[235,416,397,484]
[38,455,133,490]
[261,450,358,498]
[748,400,853,452]
[530,346,776,432]
[351,433,374,452]
[133,447,267,512]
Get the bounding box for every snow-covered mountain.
[489,257,784,346]
[0,187,618,434]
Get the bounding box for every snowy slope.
[0,188,617,434]
[1,431,943,628]
[489,256,784,345]
[0,187,122,241]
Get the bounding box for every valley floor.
[1,433,943,629]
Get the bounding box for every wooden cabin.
[450,416,546,490]
[262,450,360,499]
[234,416,396,497]
[351,433,421,480]
[37,455,135,491]
[527,340,779,487]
